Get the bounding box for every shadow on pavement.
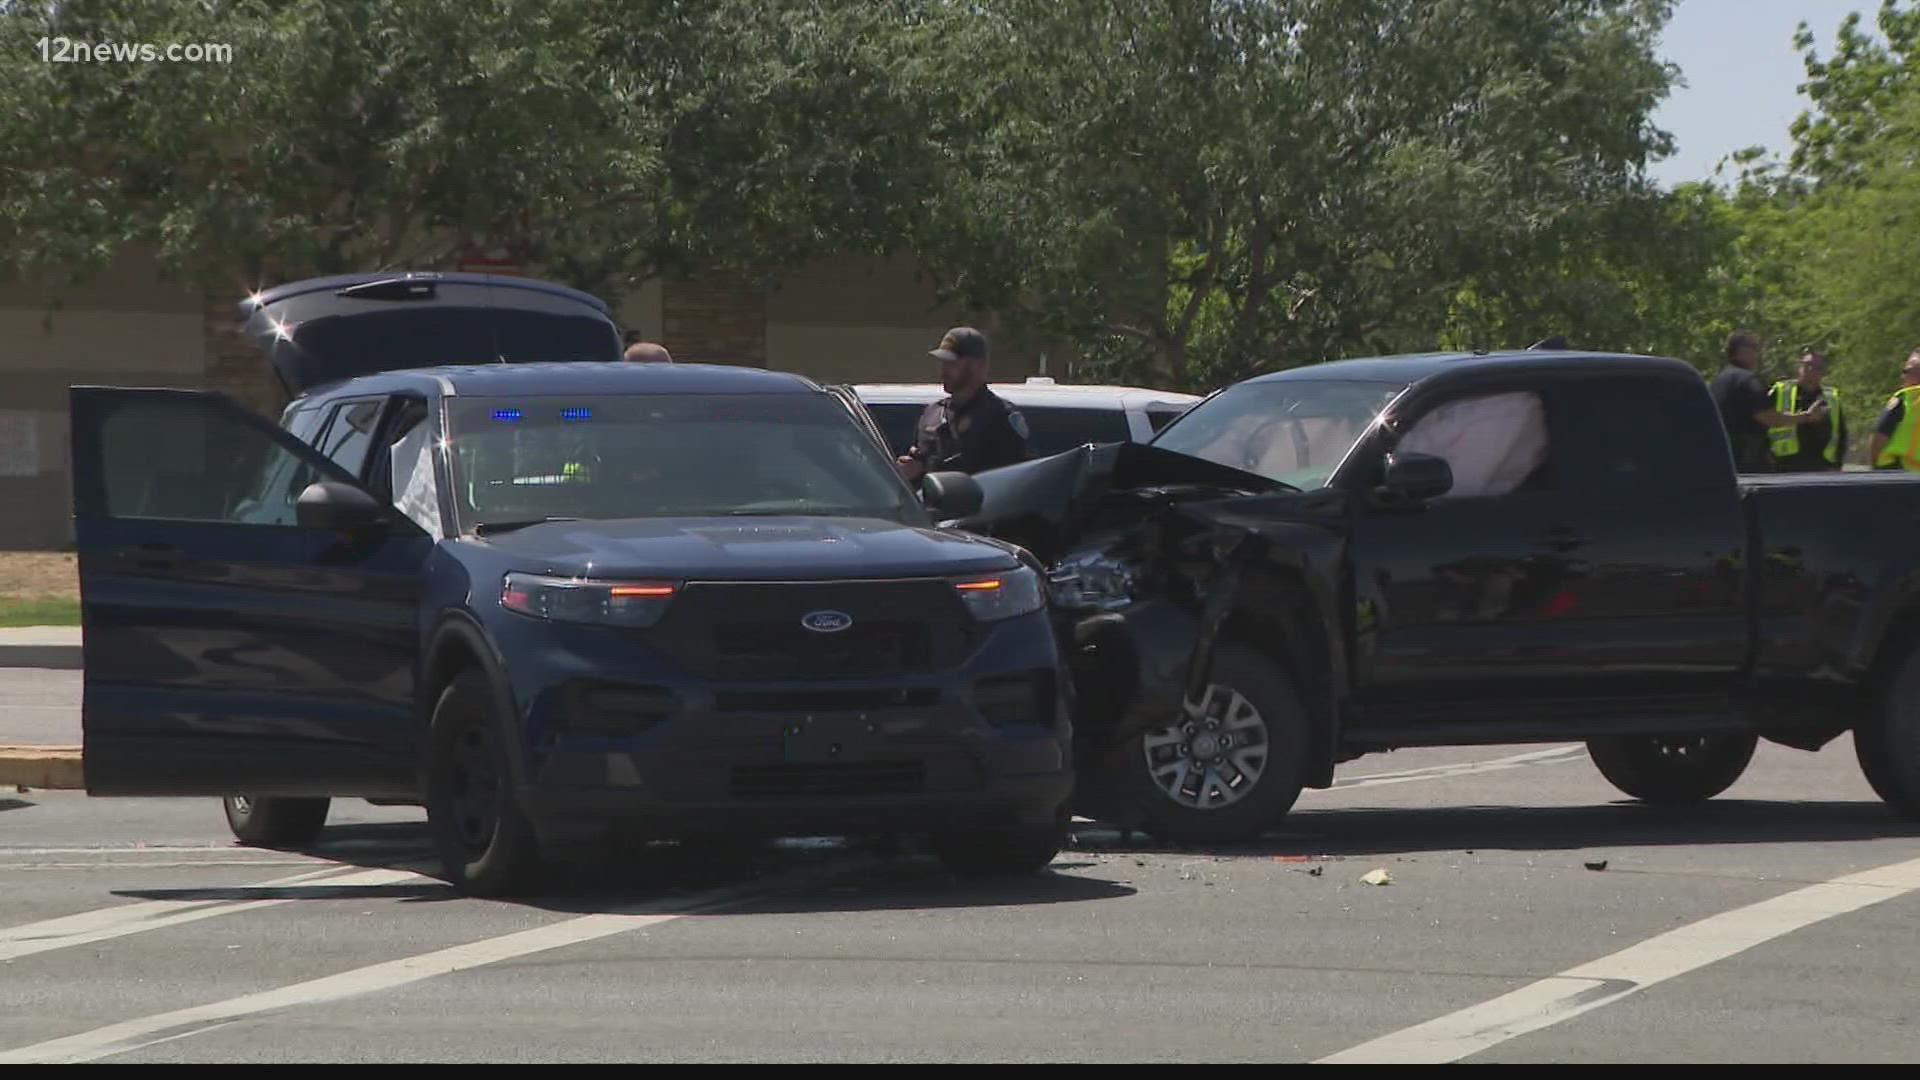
[1070,797,1920,859]
[111,823,1135,914]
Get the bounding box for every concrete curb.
[0,626,82,670]
[0,745,84,790]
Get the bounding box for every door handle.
[121,543,183,570]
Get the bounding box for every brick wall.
[661,278,767,367]
[200,287,284,418]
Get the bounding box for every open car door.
[69,387,434,798]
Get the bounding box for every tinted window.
[1018,406,1132,456]
[284,308,618,387]
[1547,375,1732,494]
[1145,403,1189,432]
[96,395,327,526]
[866,402,926,458]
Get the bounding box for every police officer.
[895,327,1032,481]
[1766,350,1846,472]
[1868,348,1920,470]
[1709,330,1827,473]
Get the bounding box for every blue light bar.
[561,407,592,421]
[492,408,523,422]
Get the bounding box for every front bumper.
[487,608,1074,843]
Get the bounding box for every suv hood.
[472,515,1022,581]
[240,272,622,397]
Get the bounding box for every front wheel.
[222,795,330,848]
[1586,733,1757,805]
[1856,645,1920,818]
[1098,645,1309,845]
[427,670,544,897]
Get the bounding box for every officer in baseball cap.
[896,326,1033,481]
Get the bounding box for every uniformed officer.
[895,327,1032,481]
[1710,330,1827,473]
[1868,349,1920,470]
[1766,350,1846,472]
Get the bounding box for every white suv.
[851,378,1203,460]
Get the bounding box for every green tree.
[911,0,1684,390]
[1790,0,1920,186]
[0,0,954,300]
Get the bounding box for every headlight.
[500,572,678,628]
[951,565,1046,622]
[1047,549,1136,611]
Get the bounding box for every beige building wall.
[763,253,1038,384]
[0,249,1028,548]
[0,248,205,549]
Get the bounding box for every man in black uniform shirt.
[1709,329,1827,473]
[895,327,1033,481]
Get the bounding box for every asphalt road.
[3,668,1918,1062]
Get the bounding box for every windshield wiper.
[473,516,579,536]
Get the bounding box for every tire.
[427,670,544,897]
[1856,646,1920,818]
[934,816,1067,878]
[1586,732,1757,805]
[222,795,330,848]
[1096,645,1310,845]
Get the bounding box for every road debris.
[1361,868,1394,886]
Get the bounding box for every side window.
[1019,406,1132,455]
[363,397,425,502]
[1547,376,1729,495]
[316,398,386,480]
[95,395,330,526]
[1396,389,1554,498]
[865,402,925,457]
[387,400,444,537]
[1145,403,1189,433]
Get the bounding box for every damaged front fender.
[960,442,1354,786]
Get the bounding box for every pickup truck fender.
[967,445,1352,788]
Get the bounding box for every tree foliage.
[2,0,1918,426]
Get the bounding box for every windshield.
[1150,379,1406,489]
[445,393,922,530]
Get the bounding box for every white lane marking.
[1332,746,1586,789]
[0,865,424,963]
[1316,852,1920,1063]
[0,846,399,855]
[0,858,867,1064]
[2,861,335,871]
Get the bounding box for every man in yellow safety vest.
[1766,350,1847,471]
[1869,349,1920,471]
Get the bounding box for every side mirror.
[296,480,388,532]
[1378,452,1453,502]
[920,470,984,520]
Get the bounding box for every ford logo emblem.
[801,610,854,634]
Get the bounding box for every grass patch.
[0,596,80,627]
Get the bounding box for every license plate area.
[781,712,885,764]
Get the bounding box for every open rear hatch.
[239,272,623,397]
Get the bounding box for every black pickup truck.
[960,348,1920,844]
